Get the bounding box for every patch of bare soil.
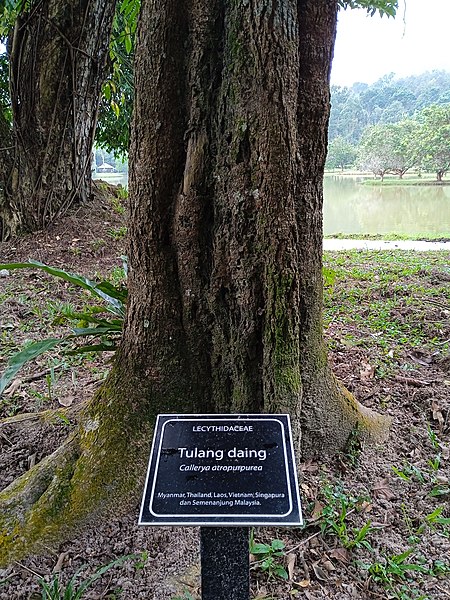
[0,194,449,600]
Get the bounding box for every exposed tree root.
[0,404,83,428]
[0,378,154,568]
[0,434,80,565]
[300,366,392,458]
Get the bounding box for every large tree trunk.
[0,0,116,238]
[0,0,389,566]
[124,0,389,455]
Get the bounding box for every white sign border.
[139,413,303,527]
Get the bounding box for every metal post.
[200,527,250,600]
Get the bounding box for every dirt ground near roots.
[0,191,449,600]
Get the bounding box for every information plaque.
[139,414,302,526]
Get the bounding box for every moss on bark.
[0,368,155,567]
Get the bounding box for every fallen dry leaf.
[52,552,69,573]
[373,479,396,500]
[286,552,296,581]
[294,579,310,588]
[312,562,329,581]
[436,475,449,484]
[329,547,351,564]
[359,500,373,512]
[58,395,74,407]
[310,500,324,521]
[409,350,433,366]
[4,378,22,396]
[360,359,375,381]
[431,400,444,428]
[302,460,319,473]
[300,483,314,499]
[322,559,336,572]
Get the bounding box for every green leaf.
[429,487,450,497]
[0,338,63,396]
[251,543,271,555]
[271,539,285,551]
[261,558,273,571]
[0,261,125,316]
[111,100,120,118]
[64,314,123,328]
[70,326,121,337]
[66,343,117,355]
[390,549,414,564]
[73,554,139,599]
[273,564,289,580]
[96,280,128,303]
[124,32,132,54]
[339,0,398,17]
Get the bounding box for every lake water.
[92,172,128,187]
[93,171,450,239]
[323,175,450,238]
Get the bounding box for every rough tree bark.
[124,0,390,452]
[0,0,390,566]
[0,0,117,238]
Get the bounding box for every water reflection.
[323,175,450,237]
[92,172,128,188]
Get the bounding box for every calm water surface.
[323,175,450,237]
[92,172,128,187]
[94,172,450,238]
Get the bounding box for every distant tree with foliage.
[95,0,139,159]
[384,120,419,178]
[357,124,396,179]
[357,119,422,179]
[326,136,357,170]
[329,85,369,143]
[416,104,450,181]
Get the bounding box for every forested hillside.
[329,70,450,143]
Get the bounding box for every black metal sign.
[139,414,302,526]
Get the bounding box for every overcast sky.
[331,0,450,86]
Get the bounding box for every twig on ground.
[436,585,450,597]
[394,375,433,387]
[0,572,17,585]
[0,430,13,444]
[14,561,45,578]
[288,531,321,554]
[22,366,62,384]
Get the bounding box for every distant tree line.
[329,70,450,143]
[326,102,450,181]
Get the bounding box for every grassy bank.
[324,170,449,186]
[324,233,450,242]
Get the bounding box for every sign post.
[139,414,302,598]
[200,527,249,600]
